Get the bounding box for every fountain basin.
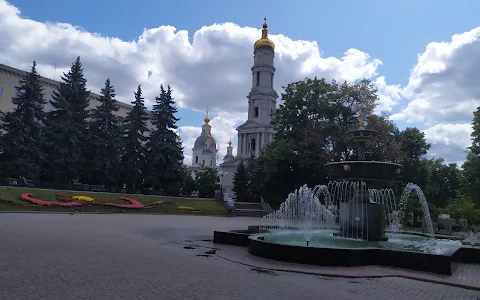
[213,228,480,276]
[248,232,460,275]
[324,161,403,181]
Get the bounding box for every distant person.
[225,198,235,217]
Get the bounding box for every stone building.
[219,17,279,197]
[0,63,154,131]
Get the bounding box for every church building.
[219,17,279,197]
[189,112,219,178]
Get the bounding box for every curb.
[0,210,230,217]
[176,240,480,291]
[213,250,480,292]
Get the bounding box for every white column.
[243,134,247,157]
[256,132,260,156]
[238,134,242,156]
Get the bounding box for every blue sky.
[10,0,479,84]
[2,0,480,164]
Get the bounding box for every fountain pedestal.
[337,201,387,241]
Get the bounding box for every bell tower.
[236,17,279,158]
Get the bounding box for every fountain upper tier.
[324,161,403,181]
[325,115,403,181]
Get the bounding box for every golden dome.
[204,112,210,125]
[228,139,232,147]
[254,17,275,51]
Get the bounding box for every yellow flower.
[72,195,94,202]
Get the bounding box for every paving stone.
[0,213,479,300]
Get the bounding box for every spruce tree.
[43,57,90,183]
[146,85,184,196]
[88,79,122,189]
[120,85,149,192]
[0,61,46,179]
[232,159,248,202]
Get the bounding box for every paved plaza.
[1,213,480,300]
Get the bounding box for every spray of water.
[263,181,436,243]
[398,183,434,236]
[461,229,480,247]
[261,185,336,245]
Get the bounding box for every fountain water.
[398,183,435,236]
[461,229,480,247]
[262,115,439,244]
[261,185,336,246]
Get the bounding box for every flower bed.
[20,193,82,207]
[17,193,202,213]
[72,195,94,202]
[177,205,201,212]
[103,197,145,209]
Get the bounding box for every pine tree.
[232,159,249,202]
[145,85,184,196]
[87,78,123,189]
[0,61,46,179]
[43,57,90,183]
[120,85,149,192]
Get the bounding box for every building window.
[202,160,205,166]
[195,156,199,164]
[202,129,205,134]
[0,87,3,97]
[256,71,260,86]
[270,108,273,114]
[254,107,259,118]
[210,160,213,167]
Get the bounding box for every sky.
[1,0,480,165]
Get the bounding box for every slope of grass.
[0,186,227,216]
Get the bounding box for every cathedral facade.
[219,18,278,197]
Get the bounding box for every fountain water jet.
[398,183,434,236]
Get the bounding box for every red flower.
[103,197,145,209]
[20,193,82,207]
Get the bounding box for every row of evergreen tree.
[0,58,185,195]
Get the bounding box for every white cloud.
[0,0,395,165]
[5,0,479,165]
[388,27,480,163]
[423,123,472,164]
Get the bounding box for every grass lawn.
[0,186,227,216]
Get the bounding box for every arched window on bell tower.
[254,107,259,118]
[256,71,260,86]
[251,138,256,153]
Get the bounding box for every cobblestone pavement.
[1,213,479,300]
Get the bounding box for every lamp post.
[219,171,228,193]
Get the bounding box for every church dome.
[194,135,217,150]
[254,17,275,51]
[204,112,210,125]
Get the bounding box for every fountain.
[259,115,438,245]
[323,115,402,241]
[213,115,480,275]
